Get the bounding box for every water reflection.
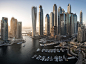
[32,39,39,48]
[0,46,8,56]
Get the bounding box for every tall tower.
[39,5,43,36]
[73,14,77,33]
[67,4,71,14]
[32,6,37,37]
[53,4,57,26]
[62,9,65,13]
[58,6,62,34]
[45,14,50,35]
[50,12,54,34]
[80,10,83,25]
[16,22,22,39]
[1,17,8,41]
[10,17,17,38]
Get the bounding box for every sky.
[0,0,86,27]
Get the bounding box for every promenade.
[76,52,83,64]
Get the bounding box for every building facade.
[67,4,71,14]
[77,25,86,42]
[50,12,54,34]
[10,17,17,38]
[32,6,37,37]
[45,14,50,35]
[58,6,62,34]
[51,26,57,37]
[60,13,66,35]
[53,4,57,26]
[16,22,22,39]
[73,14,77,33]
[1,17,8,41]
[39,5,43,36]
[80,10,83,25]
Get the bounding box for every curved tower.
[32,6,37,37]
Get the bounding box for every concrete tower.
[62,9,65,13]
[10,17,17,38]
[58,6,62,34]
[73,14,77,33]
[53,4,57,26]
[45,14,50,35]
[39,5,43,36]
[1,17,8,41]
[67,4,71,14]
[50,12,54,34]
[80,10,83,25]
[16,22,22,39]
[32,6,37,37]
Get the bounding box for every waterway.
[0,36,77,64]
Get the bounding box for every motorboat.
[23,44,25,47]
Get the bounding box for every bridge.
[22,33,29,34]
[22,33,29,36]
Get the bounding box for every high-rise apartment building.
[10,17,17,38]
[1,17,8,41]
[53,4,57,26]
[32,6,37,37]
[60,13,66,35]
[73,14,77,33]
[80,10,83,25]
[45,14,50,35]
[50,12,54,34]
[39,5,43,36]
[67,4,71,14]
[16,22,22,39]
[62,9,65,13]
[58,6,62,34]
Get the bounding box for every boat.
[67,56,75,59]
[23,44,25,47]
[32,55,37,59]
[17,42,22,44]
[36,48,40,52]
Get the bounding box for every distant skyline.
[0,0,86,27]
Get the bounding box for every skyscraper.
[32,6,37,37]
[10,17,17,38]
[70,13,74,36]
[53,4,57,26]
[73,14,77,33]
[60,13,66,35]
[67,4,71,14]
[45,14,50,35]
[1,17,8,41]
[50,12,54,34]
[65,13,71,36]
[16,22,22,39]
[80,10,83,25]
[39,5,43,36]
[58,6,62,34]
[62,9,65,13]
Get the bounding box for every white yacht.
[23,44,25,47]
